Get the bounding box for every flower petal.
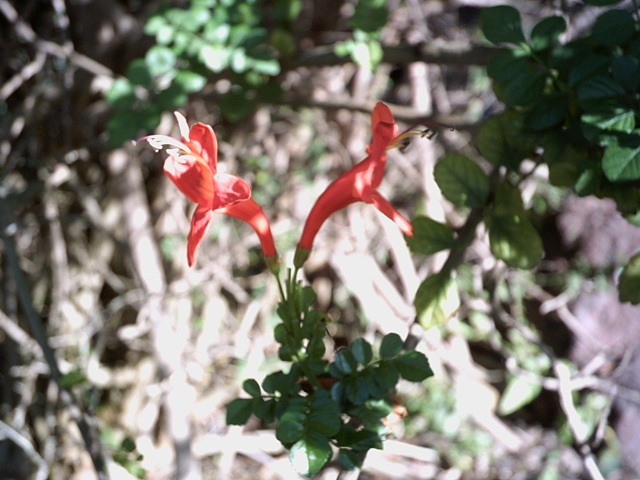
[216,198,278,259]
[370,191,413,236]
[297,173,359,250]
[186,122,218,174]
[187,207,213,266]
[164,155,214,207]
[212,173,251,210]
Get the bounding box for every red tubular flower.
[138,112,278,270]
[294,102,414,267]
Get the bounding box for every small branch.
[0,419,49,480]
[0,0,113,78]
[0,199,109,480]
[289,41,497,69]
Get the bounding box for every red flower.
[295,102,414,267]
[138,112,278,269]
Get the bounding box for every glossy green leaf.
[289,432,332,477]
[336,426,382,451]
[351,338,373,366]
[405,216,456,256]
[434,153,490,208]
[373,361,400,391]
[581,103,635,133]
[529,16,566,51]
[395,351,433,382]
[307,392,342,436]
[345,376,369,405]
[226,398,254,425]
[379,333,403,359]
[277,418,305,445]
[481,6,525,44]
[414,271,459,330]
[498,376,542,415]
[242,379,261,397]
[602,136,640,181]
[339,449,365,470]
[334,348,358,375]
[592,9,636,46]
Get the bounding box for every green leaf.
[481,6,526,45]
[308,392,342,436]
[581,103,635,134]
[379,333,403,359]
[345,376,369,405]
[395,351,433,382]
[351,338,373,366]
[525,94,568,131]
[289,432,332,477]
[373,361,399,391]
[126,60,153,86]
[577,75,626,103]
[58,368,87,389]
[336,426,382,451]
[242,379,261,397]
[502,67,547,107]
[498,376,543,415]
[529,16,566,51]
[592,9,636,46]
[174,70,207,93]
[476,111,537,169]
[277,418,305,445]
[339,449,365,470]
[620,253,640,304]
[414,271,459,330]
[106,78,135,109]
[488,214,543,269]
[334,348,358,375]
[612,55,640,93]
[405,216,456,256]
[145,45,176,77]
[351,0,388,33]
[226,398,254,425]
[486,49,530,83]
[434,153,490,208]
[200,44,231,72]
[602,135,640,181]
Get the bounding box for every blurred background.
[2,0,640,479]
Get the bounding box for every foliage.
[107,0,299,146]
[106,0,388,146]
[409,1,640,332]
[227,271,433,476]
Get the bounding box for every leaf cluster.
[107,0,301,146]
[408,2,640,317]
[227,273,433,476]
